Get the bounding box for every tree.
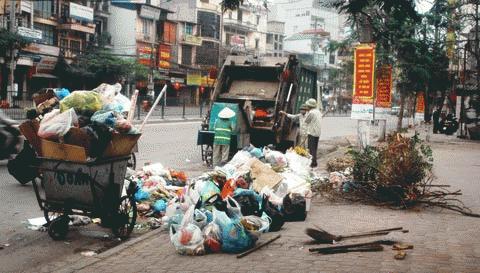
[221,0,268,11]
[0,29,30,99]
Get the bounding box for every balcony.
[58,2,95,34]
[136,32,155,43]
[223,18,256,32]
[58,18,95,34]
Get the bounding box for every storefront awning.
[32,73,58,79]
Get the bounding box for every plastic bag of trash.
[220,179,236,199]
[282,193,306,222]
[246,145,263,159]
[261,195,284,232]
[233,189,262,217]
[170,223,205,255]
[143,163,170,178]
[134,188,150,202]
[38,108,78,140]
[91,110,133,133]
[93,83,122,105]
[285,150,311,179]
[54,88,70,100]
[225,196,242,219]
[103,93,131,113]
[263,147,288,169]
[240,215,270,241]
[60,91,103,113]
[200,181,220,204]
[281,171,310,194]
[203,221,222,253]
[228,150,252,168]
[213,209,253,253]
[152,199,167,213]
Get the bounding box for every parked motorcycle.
[439,114,459,135]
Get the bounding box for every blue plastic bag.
[54,88,70,100]
[213,209,253,253]
[200,181,220,204]
[153,199,167,213]
[134,188,150,202]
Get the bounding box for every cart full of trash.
[8,83,148,240]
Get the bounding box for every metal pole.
[182,98,186,119]
[8,0,16,105]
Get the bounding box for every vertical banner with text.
[351,44,376,119]
[415,92,425,121]
[375,65,392,119]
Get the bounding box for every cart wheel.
[44,208,62,225]
[127,153,137,170]
[204,145,213,167]
[112,196,137,239]
[48,215,69,240]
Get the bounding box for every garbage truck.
[197,54,318,165]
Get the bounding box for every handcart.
[197,130,237,167]
[32,155,137,240]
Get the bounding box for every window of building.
[266,34,273,44]
[228,12,232,19]
[182,45,192,65]
[279,43,283,50]
[34,0,53,19]
[60,39,68,50]
[197,11,220,39]
[163,21,176,43]
[34,23,55,45]
[274,43,278,50]
[226,33,232,45]
[196,41,219,65]
[200,0,209,2]
[142,18,151,36]
[237,10,243,22]
[256,15,260,25]
[70,40,81,54]
[185,23,193,35]
[255,39,259,49]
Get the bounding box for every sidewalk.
[40,134,480,273]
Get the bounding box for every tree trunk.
[397,91,406,132]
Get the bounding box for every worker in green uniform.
[213,107,236,166]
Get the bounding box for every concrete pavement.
[39,134,480,273]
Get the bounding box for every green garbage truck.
[197,54,318,165]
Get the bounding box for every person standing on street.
[304,98,323,168]
[280,104,309,149]
[213,107,236,166]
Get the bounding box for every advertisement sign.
[351,44,375,120]
[140,5,160,20]
[17,27,42,40]
[187,72,202,86]
[183,34,202,46]
[375,65,392,119]
[415,92,425,121]
[23,43,60,74]
[69,2,94,23]
[201,76,215,86]
[230,35,246,49]
[158,44,170,69]
[137,44,155,66]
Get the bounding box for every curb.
[132,118,202,125]
[53,228,165,273]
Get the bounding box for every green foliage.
[348,146,380,183]
[220,0,268,12]
[0,29,30,57]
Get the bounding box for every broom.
[306,226,406,243]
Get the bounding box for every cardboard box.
[41,132,141,162]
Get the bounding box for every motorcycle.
[440,114,459,135]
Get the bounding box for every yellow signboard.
[187,73,202,86]
[183,34,202,46]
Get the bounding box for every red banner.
[158,44,170,69]
[137,44,155,66]
[353,44,375,98]
[375,65,392,108]
[416,92,425,113]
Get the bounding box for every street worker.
[213,107,236,166]
[304,98,325,168]
[280,104,309,149]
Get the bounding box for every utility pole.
[8,0,17,105]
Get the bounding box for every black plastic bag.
[282,193,306,222]
[261,195,285,232]
[233,193,261,217]
[7,141,39,184]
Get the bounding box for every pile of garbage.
[14,83,140,163]
[126,146,314,255]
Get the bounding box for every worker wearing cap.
[213,107,236,166]
[280,104,309,149]
[304,98,324,168]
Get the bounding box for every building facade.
[265,20,285,57]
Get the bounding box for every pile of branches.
[340,133,479,218]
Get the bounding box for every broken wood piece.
[393,244,414,250]
[394,250,407,260]
[237,234,281,258]
[309,240,397,252]
[317,244,384,255]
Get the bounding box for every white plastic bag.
[228,150,252,168]
[169,223,205,255]
[263,147,288,169]
[103,93,131,113]
[93,83,120,105]
[281,171,310,194]
[285,151,311,179]
[142,163,170,178]
[38,108,78,140]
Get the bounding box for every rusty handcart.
[32,155,137,240]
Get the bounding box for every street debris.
[394,250,407,260]
[306,226,406,244]
[80,250,97,257]
[309,240,397,254]
[126,146,313,255]
[313,133,480,218]
[237,234,281,258]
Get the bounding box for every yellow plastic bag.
[60,91,103,113]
